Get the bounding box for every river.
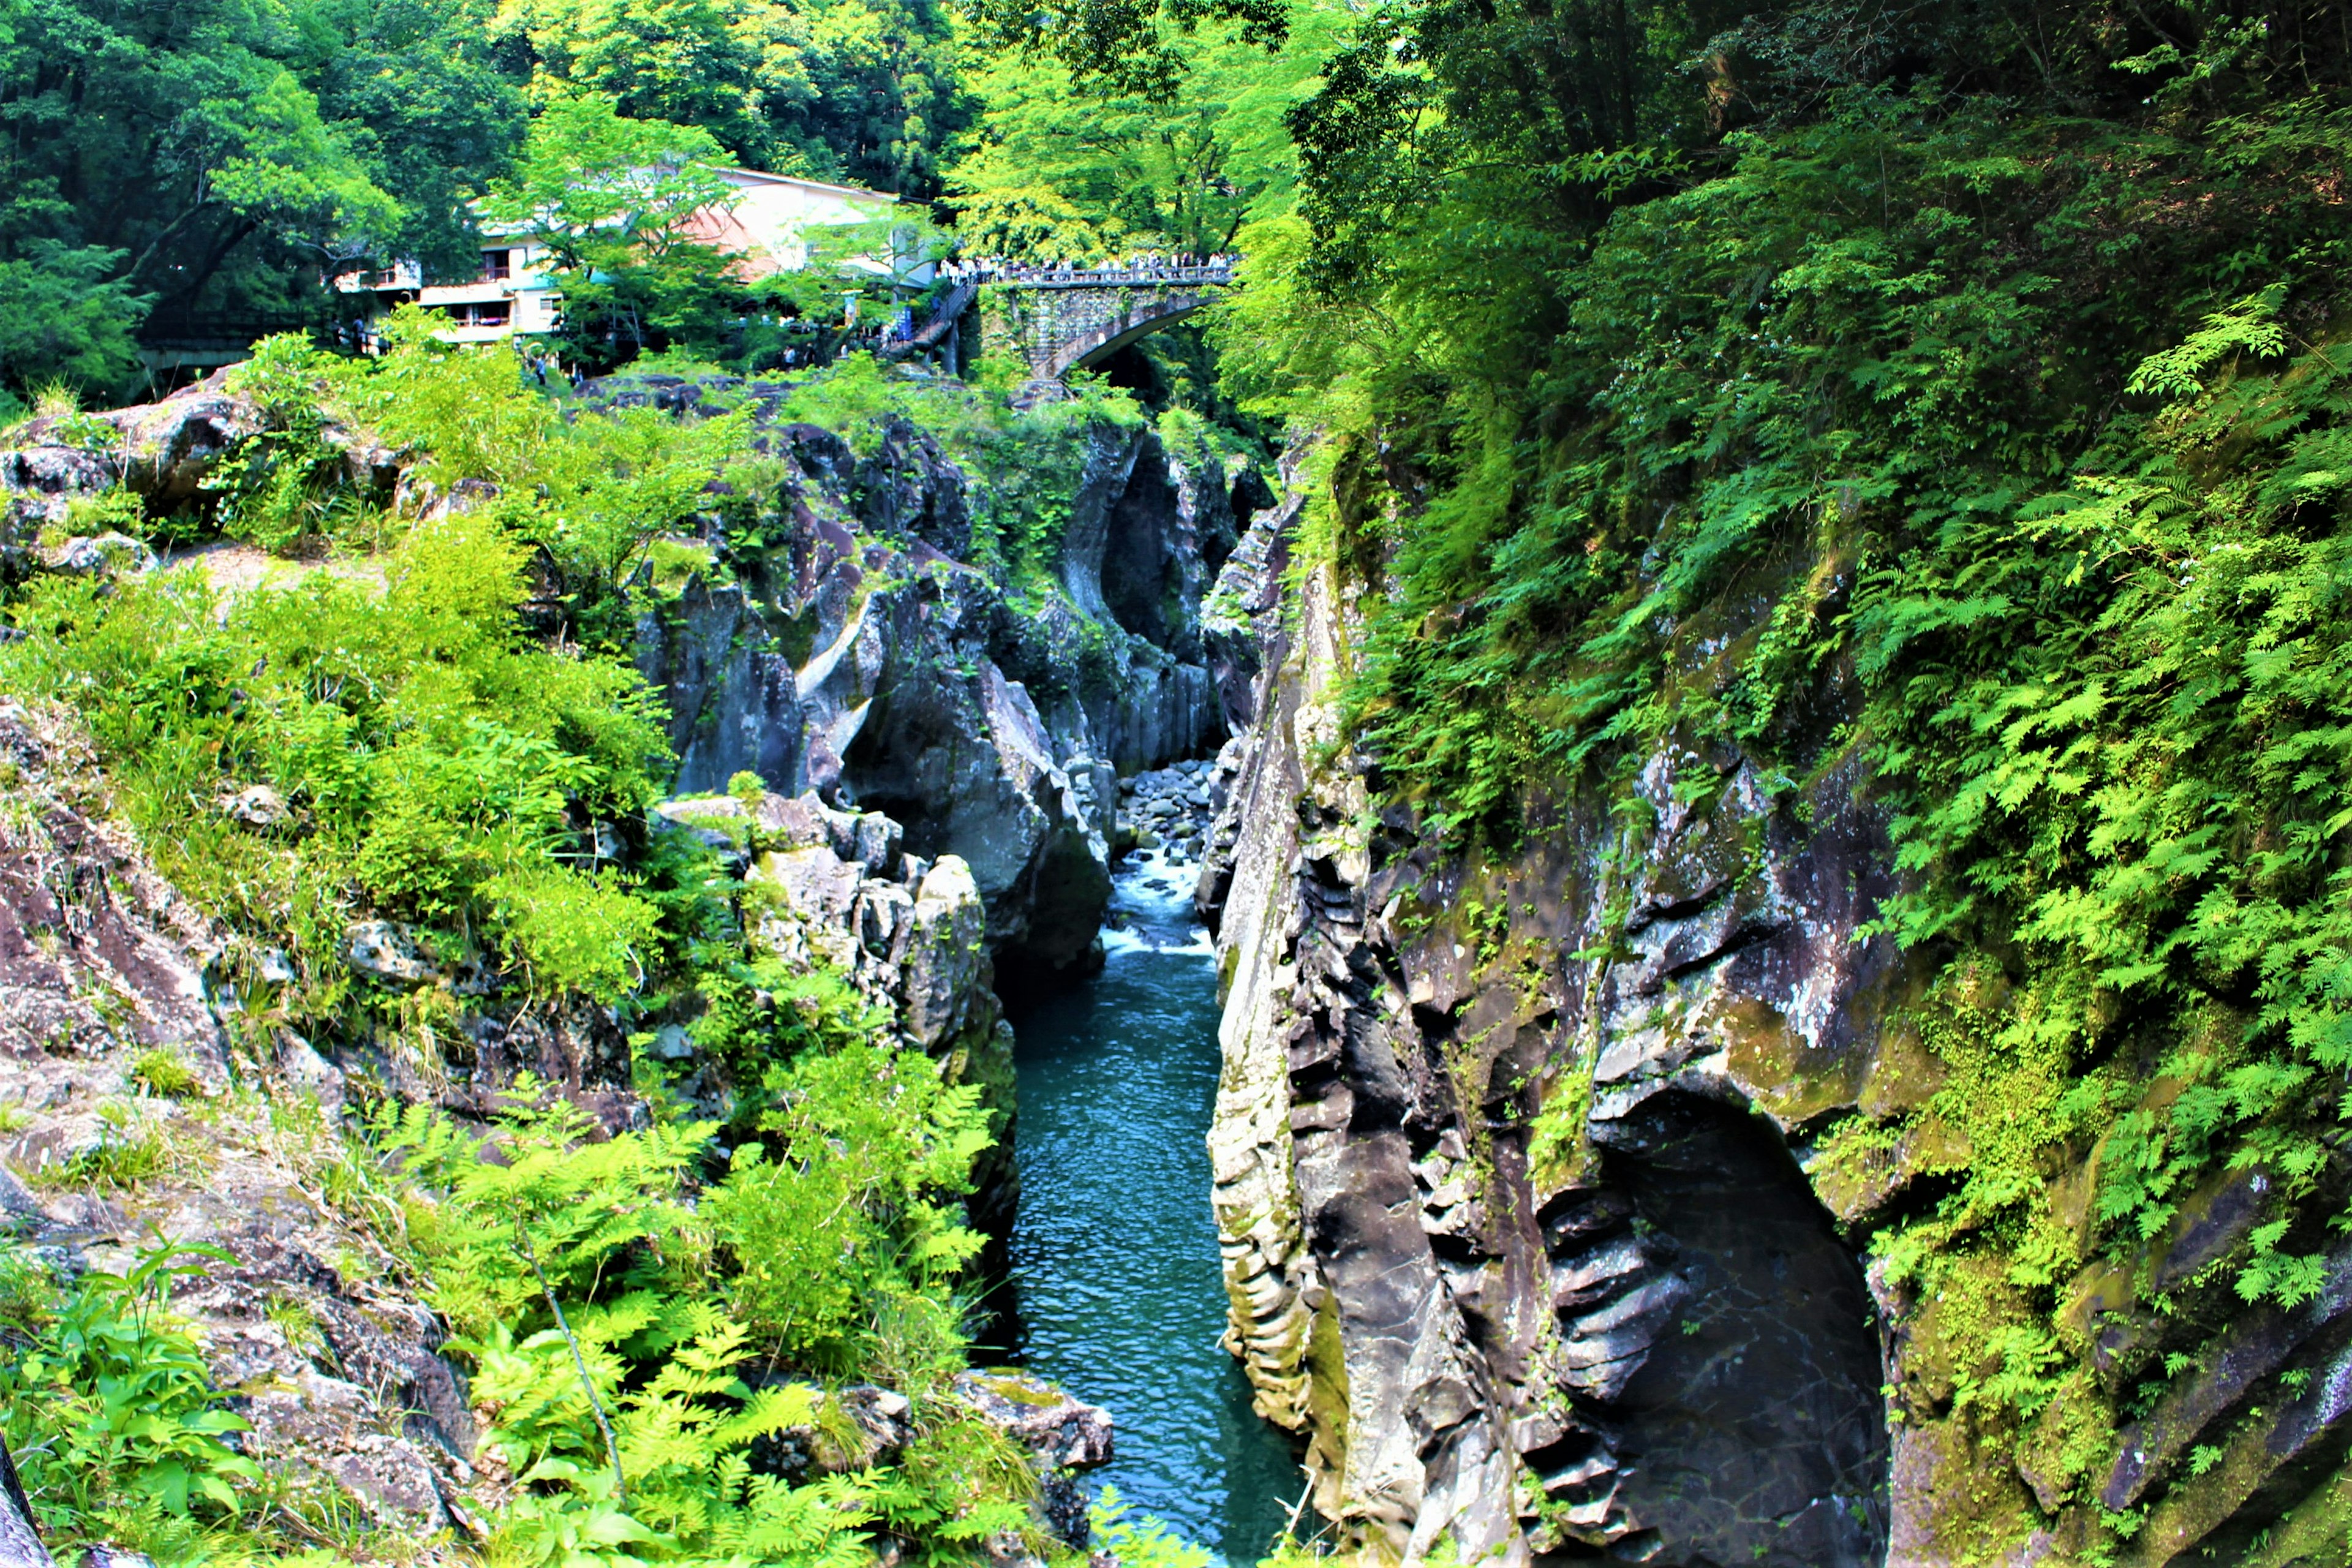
[1001,843,1304,1563]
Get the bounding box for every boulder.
[952,1369,1114,1468]
[41,532,156,577]
[106,373,267,505]
[345,921,442,987]
[278,1032,345,1109]
[0,443,115,543]
[217,783,290,828]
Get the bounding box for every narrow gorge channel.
[1004,837,1304,1561]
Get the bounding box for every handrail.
[974,265,1236,289]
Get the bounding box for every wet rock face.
[1198,510,1897,1565]
[1567,1095,1888,1566]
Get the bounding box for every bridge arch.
[1042,292,1217,379]
[979,270,1234,385]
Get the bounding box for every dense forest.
[8,0,2352,1564]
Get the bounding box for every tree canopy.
[0,0,970,403]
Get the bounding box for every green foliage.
[0,243,153,402]
[472,90,767,368]
[712,1041,992,1371]
[386,1091,886,1565]
[0,1243,262,1544]
[0,0,519,403]
[490,0,969,194]
[210,336,377,553]
[29,1101,172,1191]
[946,3,1343,259]
[481,89,742,265]
[367,1052,1016,1562]
[1198,0,2352,1539]
[957,0,1286,102]
[0,0,990,404]
[0,487,673,1028]
[769,351,1153,589]
[380,1088,714,1343]
[1091,1485,1213,1568]
[128,1050,201,1099]
[206,311,753,594]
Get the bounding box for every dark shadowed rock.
[1199,486,1896,1565]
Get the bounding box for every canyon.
[6,367,2346,1568]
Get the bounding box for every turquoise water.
[1003,846,1305,1563]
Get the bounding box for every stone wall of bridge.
[980,278,1227,382]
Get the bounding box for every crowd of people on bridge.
[937,251,1237,287]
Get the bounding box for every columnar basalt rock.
[1202,449,2352,1566]
[1200,496,1899,1565]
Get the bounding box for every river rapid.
[1002,843,1303,1563]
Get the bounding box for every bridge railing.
[973,263,1236,289]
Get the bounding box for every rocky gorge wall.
[1196,467,2352,1566]
[624,395,1257,979]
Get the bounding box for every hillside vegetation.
[1181,0,2352,1558]
[11,0,2352,1561]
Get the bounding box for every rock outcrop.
[652,784,1022,1232]
[953,1368,1115,1554]
[0,369,1259,979]
[0,371,398,565]
[0,699,479,1536]
[1200,478,1897,1565]
[1201,450,2352,1566]
[627,401,1256,976]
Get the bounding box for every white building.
[680,166,899,277]
[338,165,899,344]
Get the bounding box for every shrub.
[0,504,672,1038]
[0,1243,261,1542]
[127,1050,199,1098]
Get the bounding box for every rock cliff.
[626,400,1252,978]
[0,691,1061,1545]
[1,370,1261,980]
[0,369,1208,1548]
[1199,466,2351,1566]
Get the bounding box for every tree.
[488,0,970,194]
[479,90,751,366]
[480,89,742,267]
[956,0,1289,101]
[0,0,525,402]
[0,244,153,402]
[945,1,1345,258]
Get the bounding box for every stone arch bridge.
[973,265,1234,386]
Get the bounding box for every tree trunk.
[0,1438,50,1568]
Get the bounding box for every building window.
[482,249,511,281]
[472,302,510,327]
